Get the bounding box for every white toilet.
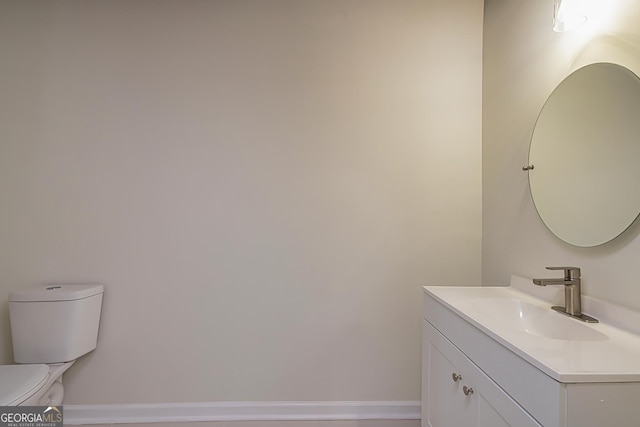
[0,284,103,406]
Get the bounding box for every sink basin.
[424,279,640,383]
[465,297,607,341]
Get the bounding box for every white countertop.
[423,279,640,383]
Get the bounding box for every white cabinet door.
[422,320,541,427]
[423,332,474,426]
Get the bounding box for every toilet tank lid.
[10,284,104,302]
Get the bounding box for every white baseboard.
[63,401,421,425]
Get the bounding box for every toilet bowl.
[0,362,74,406]
[0,284,103,406]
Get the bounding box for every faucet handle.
[546,266,581,279]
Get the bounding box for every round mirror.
[528,62,640,247]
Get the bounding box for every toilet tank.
[9,284,104,364]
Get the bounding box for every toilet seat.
[0,364,49,405]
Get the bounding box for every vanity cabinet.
[422,286,640,427]
[422,320,540,427]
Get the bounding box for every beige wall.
[0,0,483,404]
[483,0,640,310]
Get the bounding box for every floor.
[85,421,421,427]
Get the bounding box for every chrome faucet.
[532,267,598,323]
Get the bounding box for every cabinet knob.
[451,373,462,383]
[463,385,474,396]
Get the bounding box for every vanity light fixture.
[553,0,588,32]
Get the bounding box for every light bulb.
[553,0,588,32]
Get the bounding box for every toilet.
[0,284,103,406]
